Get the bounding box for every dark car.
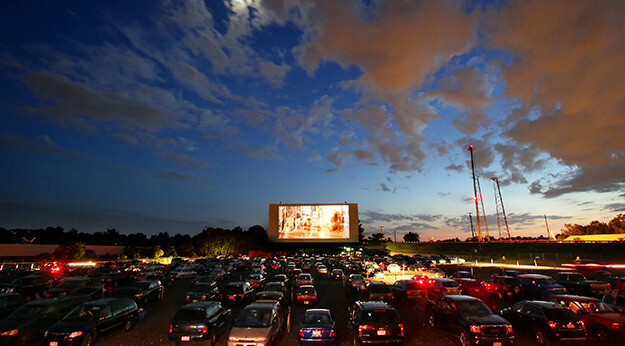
[501,300,586,344]
[221,282,254,306]
[2,274,52,299]
[330,269,344,281]
[112,280,164,306]
[42,297,140,346]
[517,274,567,299]
[363,281,394,303]
[186,282,220,303]
[0,297,85,346]
[295,285,318,305]
[0,293,26,319]
[144,273,173,287]
[46,277,93,298]
[299,308,335,346]
[549,294,625,343]
[391,279,422,303]
[552,271,611,296]
[450,271,475,281]
[169,301,232,345]
[101,272,134,294]
[66,286,105,301]
[426,295,514,346]
[481,275,524,299]
[347,274,366,290]
[348,301,404,345]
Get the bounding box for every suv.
[221,282,254,306]
[42,297,140,345]
[186,282,220,303]
[348,301,404,345]
[481,275,524,299]
[549,294,625,343]
[364,281,394,303]
[501,300,586,344]
[426,278,461,300]
[112,280,164,305]
[517,274,566,298]
[228,301,287,346]
[169,301,232,345]
[427,295,514,346]
[391,279,422,303]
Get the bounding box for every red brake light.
[547,320,557,329]
[169,325,173,333]
[202,325,208,333]
[400,323,404,336]
[329,329,335,337]
[299,329,305,337]
[358,325,374,337]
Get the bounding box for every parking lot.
[88,262,617,346]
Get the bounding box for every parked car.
[425,267,446,278]
[42,297,140,346]
[185,282,219,303]
[552,271,611,296]
[391,279,422,303]
[221,282,254,306]
[457,278,489,298]
[426,278,461,301]
[481,275,524,299]
[501,300,586,344]
[66,286,105,301]
[101,271,134,293]
[112,280,164,306]
[518,274,567,299]
[348,301,404,345]
[426,295,514,346]
[450,271,475,281]
[1,274,52,299]
[227,301,287,346]
[144,273,173,287]
[363,281,394,303]
[0,297,84,345]
[46,277,93,298]
[295,285,318,305]
[298,308,335,346]
[549,294,625,343]
[259,282,289,296]
[169,301,232,345]
[295,274,314,288]
[0,293,26,319]
[170,267,197,280]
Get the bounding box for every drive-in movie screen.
[268,203,358,243]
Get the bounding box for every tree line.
[558,213,625,238]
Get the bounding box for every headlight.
[229,336,240,342]
[202,295,206,299]
[69,331,83,338]
[469,325,482,333]
[0,330,18,336]
[253,337,267,341]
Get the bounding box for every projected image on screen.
[278,205,350,239]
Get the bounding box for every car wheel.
[353,334,360,346]
[458,329,470,346]
[83,331,96,346]
[534,329,550,345]
[124,318,135,332]
[427,315,436,328]
[209,332,216,346]
[594,325,610,343]
[17,330,34,346]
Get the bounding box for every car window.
[234,308,273,328]
[174,308,205,321]
[303,313,331,324]
[360,310,399,324]
[369,284,391,293]
[8,304,44,320]
[456,300,492,316]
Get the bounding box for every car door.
[438,300,457,332]
[96,305,116,333]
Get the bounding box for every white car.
[171,268,196,279]
[387,264,401,273]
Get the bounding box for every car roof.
[523,300,566,309]
[518,274,551,278]
[442,295,480,302]
[304,308,331,315]
[355,301,394,310]
[368,281,388,285]
[183,301,222,309]
[549,294,600,302]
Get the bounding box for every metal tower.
[468,145,489,241]
[491,177,511,240]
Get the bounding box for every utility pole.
[468,212,475,239]
[468,145,489,241]
[492,177,511,240]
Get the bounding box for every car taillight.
[299,329,305,337]
[358,325,374,337]
[399,323,404,336]
[506,325,513,333]
[547,320,557,329]
[329,329,335,337]
[169,325,173,333]
[202,325,208,333]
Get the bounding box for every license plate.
[494,342,501,346]
[567,324,576,329]
[377,329,387,336]
[192,300,197,303]
[181,336,190,342]
[50,342,58,346]
[312,330,322,337]
[304,301,309,304]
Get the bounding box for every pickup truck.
[552,271,611,296]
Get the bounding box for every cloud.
[0,133,90,160]
[156,152,208,169]
[158,170,194,181]
[360,211,441,224]
[604,203,625,212]
[379,183,391,192]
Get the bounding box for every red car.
[481,275,524,299]
[295,285,318,305]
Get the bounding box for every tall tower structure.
[491,177,511,240]
[468,145,489,241]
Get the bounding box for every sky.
[1,0,624,241]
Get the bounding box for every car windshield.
[369,285,391,293]
[303,312,332,325]
[174,308,205,321]
[135,282,151,290]
[8,304,43,320]
[194,285,215,293]
[298,287,316,295]
[62,305,102,322]
[351,275,364,282]
[69,287,98,296]
[581,301,613,313]
[544,308,579,321]
[456,300,493,316]
[360,310,399,324]
[234,308,273,328]
[442,281,459,287]
[262,284,282,292]
[534,278,556,285]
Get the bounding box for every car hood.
[47,320,95,333]
[229,327,271,339]
[0,319,31,331]
[465,314,509,326]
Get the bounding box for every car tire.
[353,334,360,346]
[427,315,436,328]
[17,329,34,346]
[209,332,216,346]
[534,329,550,345]
[458,329,470,346]
[124,318,135,332]
[83,331,96,346]
[593,325,610,343]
